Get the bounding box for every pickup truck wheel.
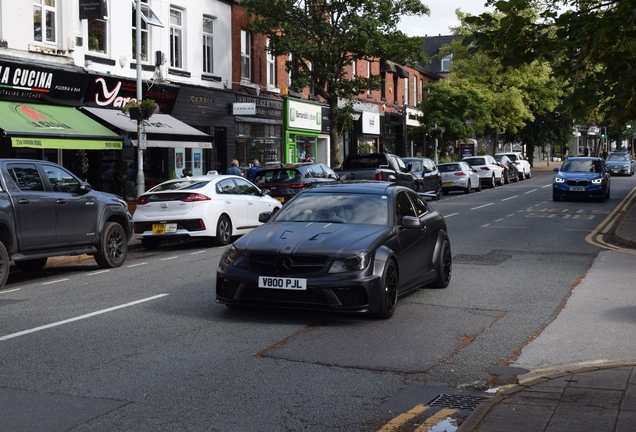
[0,242,9,289]
[95,222,128,268]
[15,258,48,272]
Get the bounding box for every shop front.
[285,99,329,164]
[233,95,284,170]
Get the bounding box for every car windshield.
[253,169,302,185]
[406,160,422,171]
[438,164,462,172]
[151,179,210,191]
[561,159,603,173]
[494,156,507,163]
[273,192,389,225]
[607,154,629,161]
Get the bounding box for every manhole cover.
[427,393,489,411]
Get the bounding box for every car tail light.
[181,193,211,202]
[289,182,311,189]
[375,170,383,181]
[480,167,491,171]
[454,172,466,176]
[137,196,149,205]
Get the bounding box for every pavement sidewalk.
[458,160,636,432]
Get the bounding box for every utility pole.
[135,0,145,197]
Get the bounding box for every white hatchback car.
[438,161,482,195]
[133,175,281,249]
[495,152,532,180]
[462,155,504,188]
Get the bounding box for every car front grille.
[249,254,329,276]
[566,180,590,186]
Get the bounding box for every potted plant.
[121,99,159,121]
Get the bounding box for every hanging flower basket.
[121,99,159,120]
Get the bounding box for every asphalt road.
[0,170,634,431]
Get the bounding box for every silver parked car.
[439,161,482,195]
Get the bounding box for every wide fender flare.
[372,245,396,279]
[430,229,450,271]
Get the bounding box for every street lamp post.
[135,0,145,197]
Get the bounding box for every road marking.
[127,262,148,267]
[541,184,552,188]
[87,270,110,276]
[482,223,491,227]
[160,256,179,261]
[585,185,636,254]
[445,213,459,218]
[42,278,70,285]
[0,294,169,341]
[470,203,493,210]
[413,408,458,432]
[377,404,429,432]
[190,250,207,255]
[495,218,504,222]
[501,195,518,201]
[0,288,20,294]
[525,189,537,194]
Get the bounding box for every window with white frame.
[88,1,109,53]
[34,0,56,44]
[366,60,371,96]
[241,30,251,81]
[441,54,453,72]
[352,59,356,78]
[202,16,214,73]
[266,38,275,88]
[131,0,150,62]
[413,76,417,104]
[420,79,423,102]
[404,74,409,105]
[170,8,183,69]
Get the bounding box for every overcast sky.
[397,1,493,37]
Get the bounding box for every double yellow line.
[585,186,636,254]
[378,405,457,432]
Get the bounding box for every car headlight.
[591,178,603,184]
[554,177,565,183]
[221,245,245,268]
[329,251,371,273]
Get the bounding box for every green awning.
[0,101,123,150]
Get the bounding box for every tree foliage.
[466,0,636,128]
[240,0,430,166]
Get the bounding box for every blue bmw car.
[552,157,611,202]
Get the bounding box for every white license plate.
[258,276,307,290]
[569,186,585,192]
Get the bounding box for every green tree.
[466,0,636,128]
[439,10,563,161]
[417,83,485,146]
[240,0,430,167]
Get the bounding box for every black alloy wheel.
[427,239,452,288]
[376,260,398,319]
[95,222,128,268]
[0,241,9,289]
[214,215,232,246]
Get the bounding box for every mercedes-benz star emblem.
[275,256,294,275]
[161,203,168,208]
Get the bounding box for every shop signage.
[287,99,321,132]
[84,75,179,113]
[406,107,423,127]
[362,112,380,135]
[79,0,106,20]
[232,102,256,115]
[235,95,283,119]
[0,59,88,105]
[321,106,330,134]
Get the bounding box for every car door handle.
[18,199,30,204]
[56,199,67,204]
[248,201,254,205]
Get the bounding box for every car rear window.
[151,180,210,191]
[464,158,486,166]
[438,164,461,172]
[253,169,302,184]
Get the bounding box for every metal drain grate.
[427,394,489,411]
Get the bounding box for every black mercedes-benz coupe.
[216,181,452,319]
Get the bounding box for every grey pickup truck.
[336,153,417,190]
[0,159,133,289]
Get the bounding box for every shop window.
[88,1,109,53]
[241,30,251,81]
[203,16,214,73]
[170,8,184,69]
[34,0,56,44]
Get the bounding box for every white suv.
[495,152,532,180]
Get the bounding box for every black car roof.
[306,180,396,194]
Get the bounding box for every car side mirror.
[400,215,421,228]
[80,182,92,193]
[260,188,271,196]
[553,167,559,172]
